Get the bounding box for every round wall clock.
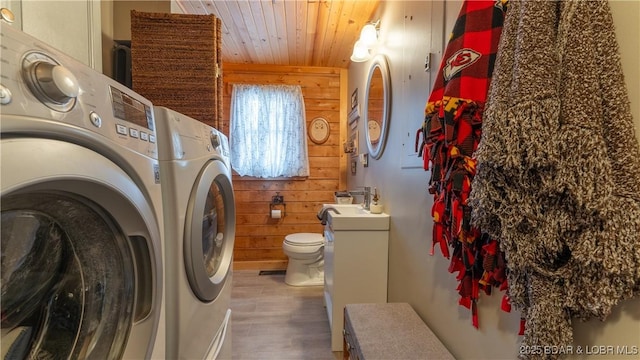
[368,120,381,144]
[308,117,330,144]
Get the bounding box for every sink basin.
[323,204,389,231]
[323,204,369,215]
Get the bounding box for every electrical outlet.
[360,153,369,167]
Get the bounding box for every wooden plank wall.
[221,63,348,270]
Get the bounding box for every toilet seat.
[282,233,324,286]
[282,233,325,286]
[284,233,324,247]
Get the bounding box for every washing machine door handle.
[205,309,232,360]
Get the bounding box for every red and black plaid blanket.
[417,0,510,329]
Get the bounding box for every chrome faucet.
[348,186,371,210]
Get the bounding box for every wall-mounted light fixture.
[350,20,380,62]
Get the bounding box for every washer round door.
[1,193,136,359]
[1,138,162,360]
[184,159,236,302]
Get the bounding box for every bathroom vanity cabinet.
[323,214,390,351]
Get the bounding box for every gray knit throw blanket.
[469,0,640,358]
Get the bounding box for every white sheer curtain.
[230,84,310,178]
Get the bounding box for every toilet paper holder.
[270,192,286,218]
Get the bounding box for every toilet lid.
[284,233,324,246]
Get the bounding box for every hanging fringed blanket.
[469,0,640,359]
[417,0,510,329]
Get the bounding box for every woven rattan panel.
[130,10,222,129]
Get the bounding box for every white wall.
[347,1,640,359]
[15,0,102,70]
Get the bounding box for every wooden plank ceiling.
[175,0,380,68]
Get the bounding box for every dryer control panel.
[0,22,158,160]
[154,106,230,167]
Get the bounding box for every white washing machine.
[0,22,164,359]
[154,107,235,360]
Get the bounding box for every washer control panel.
[0,22,158,159]
[109,86,156,144]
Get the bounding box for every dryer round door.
[1,138,161,360]
[184,159,236,302]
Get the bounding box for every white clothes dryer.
[0,22,164,359]
[154,107,235,360]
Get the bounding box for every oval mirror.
[364,54,391,159]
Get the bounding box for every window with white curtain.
[230,84,310,178]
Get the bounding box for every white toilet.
[282,233,325,286]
